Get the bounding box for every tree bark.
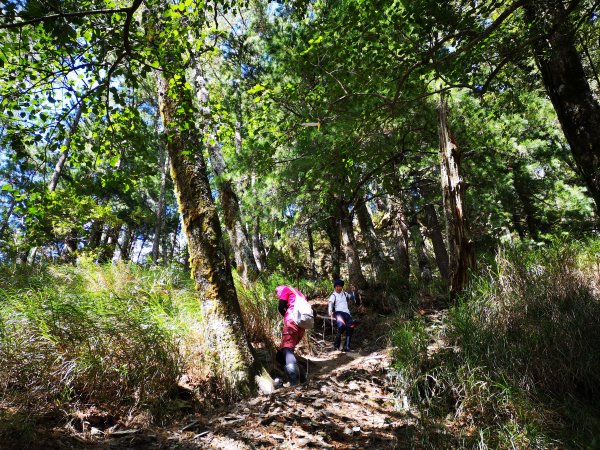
[0,197,16,244]
[324,215,342,280]
[524,0,600,212]
[411,222,432,287]
[206,141,259,283]
[154,68,255,394]
[307,224,317,278]
[355,197,389,284]
[88,220,103,249]
[511,162,542,238]
[98,225,120,263]
[422,203,449,281]
[191,71,259,283]
[339,200,368,290]
[152,151,169,264]
[438,93,475,297]
[251,214,267,272]
[391,197,411,284]
[119,225,134,261]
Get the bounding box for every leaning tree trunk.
[523,0,600,212]
[355,197,389,285]
[422,203,449,281]
[339,200,368,290]
[438,93,475,297]
[153,62,255,392]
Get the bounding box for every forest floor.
[7,297,443,450]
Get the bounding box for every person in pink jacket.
[274,285,305,386]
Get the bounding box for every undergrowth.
[390,239,600,449]
[0,260,329,444]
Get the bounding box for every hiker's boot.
[285,363,300,386]
[333,333,342,351]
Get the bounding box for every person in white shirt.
[328,279,360,352]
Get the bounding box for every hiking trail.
[25,296,445,450]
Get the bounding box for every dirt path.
[158,301,414,449]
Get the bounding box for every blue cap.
[333,279,344,287]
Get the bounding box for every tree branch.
[0,7,132,30]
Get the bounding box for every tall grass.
[390,239,600,448]
[0,261,198,420]
[0,261,327,433]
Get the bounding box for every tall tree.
[147,2,256,393]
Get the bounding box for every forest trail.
[27,297,429,450]
[162,297,415,450]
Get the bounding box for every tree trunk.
[391,198,411,284]
[411,222,432,287]
[324,215,342,280]
[438,93,475,297]
[422,203,449,281]
[207,141,259,283]
[511,162,542,238]
[191,70,259,283]
[339,200,368,290]
[524,0,600,212]
[98,225,120,263]
[152,151,169,264]
[169,220,180,263]
[355,197,389,284]
[154,67,255,394]
[48,101,84,192]
[0,197,16,244]
[119,225,134,261]
[251,214,267,272]
[307,224,317,278]
[88,220,103,249]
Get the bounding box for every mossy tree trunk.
[154,68,255,394]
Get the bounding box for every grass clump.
[0,262,199,425]
[390,239,600,448]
